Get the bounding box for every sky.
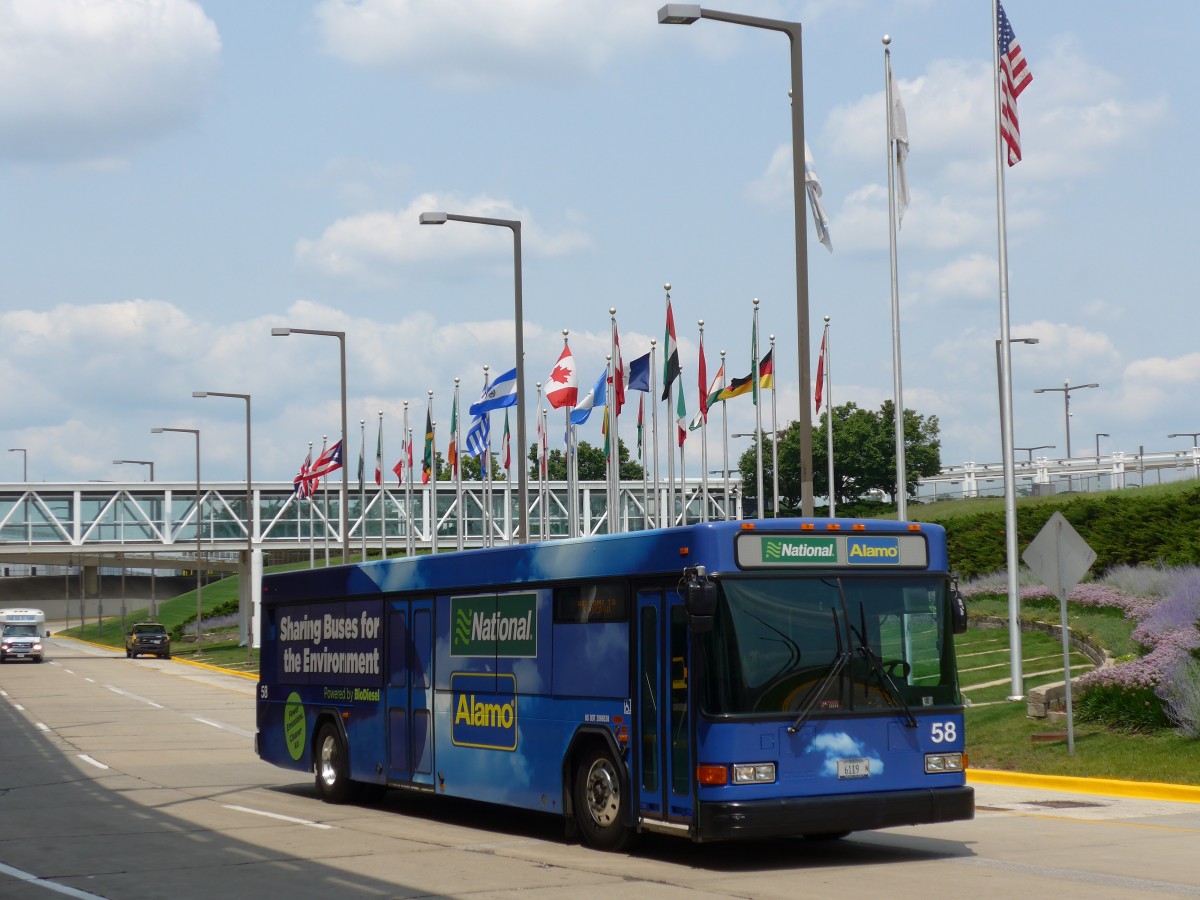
[1,0,1196,488]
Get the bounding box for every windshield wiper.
[850,605,918,728]
[787,608,848,735]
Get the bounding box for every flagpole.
[402,401,411,557]
[535,382,543,541]
[992,1,1023,700]
[678,363,687,523]
[649,339,660,528]
[663,285,675,528]
[824,317,836,518]
[451,378,462,551]
[752,300,764,517]
[698,320,709,523]
[427,390,437,556]
[321,435,330,566]
[359,418,366,561]
[769,333,779,516]
[639,394,648,529]
[540,407,549,539]
[406,423,414,556]
[884,39,909,521]
[378,411,387,560]
[608,312,618,534]
[721,349,730,520]
[308,440,315,568]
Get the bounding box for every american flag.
[997,1,1033,166]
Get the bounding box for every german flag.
[758,348,775,390]
[717,372,754,402]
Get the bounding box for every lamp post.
[113,459,155,481]
[1014,445,1054,463]
[419,210,529,543]
[1033,380,1099,460]
[151,427,203,645]
[1095,432,1109,463]
[658,4,814,515]
[194,391,254,655]
[8,447,27,480]
[272,327,349,561]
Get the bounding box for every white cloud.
[295,193,592,284]
[0,0,221,163]
[314,0,652,89]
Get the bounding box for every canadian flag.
[545,343,578,409]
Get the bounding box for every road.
[2,636,1200,899]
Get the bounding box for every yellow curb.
[969,768,1200,804]
[54,634,258,681]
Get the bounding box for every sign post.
[1021,512,1096,754]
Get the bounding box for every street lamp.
[194,391,254,653]
[1033,380,1099,459]
[1014,445,1054,463]
[658,4,814,515]
[420,210,529,543]
[113,459,155,481]
[1095,432,1109,463]
[8,448,26,480]
[1168,432,1200,446]
[272,327,350,561]
[151,426,203,645]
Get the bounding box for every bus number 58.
[930,721,956,744]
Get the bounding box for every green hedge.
[941,486,1200,580]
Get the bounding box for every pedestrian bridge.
[0,478,743,569]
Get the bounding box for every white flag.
[803,141,833,252]
[888,64,910,227]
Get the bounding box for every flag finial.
[882,34,891,45]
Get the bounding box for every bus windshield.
[699,574,961,717]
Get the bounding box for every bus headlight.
[925,753,963,773]
[732,763,776,784]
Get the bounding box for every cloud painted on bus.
[806,732,885,778]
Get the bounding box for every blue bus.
[255,518,973,849]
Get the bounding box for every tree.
[436,451,502,481]
[526,439,644,481]
[739,401,941,509]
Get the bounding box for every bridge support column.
[250,549,263,649]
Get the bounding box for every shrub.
[171,598,241,642]
[1160,660,1200,738]
[1075,683,1171,733]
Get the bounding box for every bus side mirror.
[684,570,718,634]
[951,589,968,635]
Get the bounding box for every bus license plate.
[837,758,870,779]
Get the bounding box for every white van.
[1,608,46,664]
[0,607,46,634]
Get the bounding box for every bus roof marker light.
[740,522,755,530]
[825,523,840,531]
[908,524,922,531]
[852,523,866,531]
[801,523,815,531]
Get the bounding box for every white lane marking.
[63,668,74,674]
[0,861,108,899]
[84,677,95,683]
[35,722,50,732]
[78,754,109,770]
[223,804,334,829]
[0,689,7,696]
[104,684,163,708]
[193,716,255,738]
[13,703,25,711]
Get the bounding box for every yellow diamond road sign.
[1021,511,1096,598]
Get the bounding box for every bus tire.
[573,746,630,852]
[314,723,352,804]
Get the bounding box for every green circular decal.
[284,691,306,761]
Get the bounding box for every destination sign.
[735,533,928,569]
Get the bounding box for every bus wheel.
[574,747,630,851]
[315,724,352,804]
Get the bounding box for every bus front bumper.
[696,785,974,842]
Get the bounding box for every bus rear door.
[635,587,694,833]
[386,599,435,789]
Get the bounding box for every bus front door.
[635,589,694,831]
[386,599,435,788]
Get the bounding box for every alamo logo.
[763,537,837,563]
[451,672,518,751]
[450,593,537,657]
[847,536,901,564]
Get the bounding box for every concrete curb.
[969,768,1200,804]
[54,634,258,681]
